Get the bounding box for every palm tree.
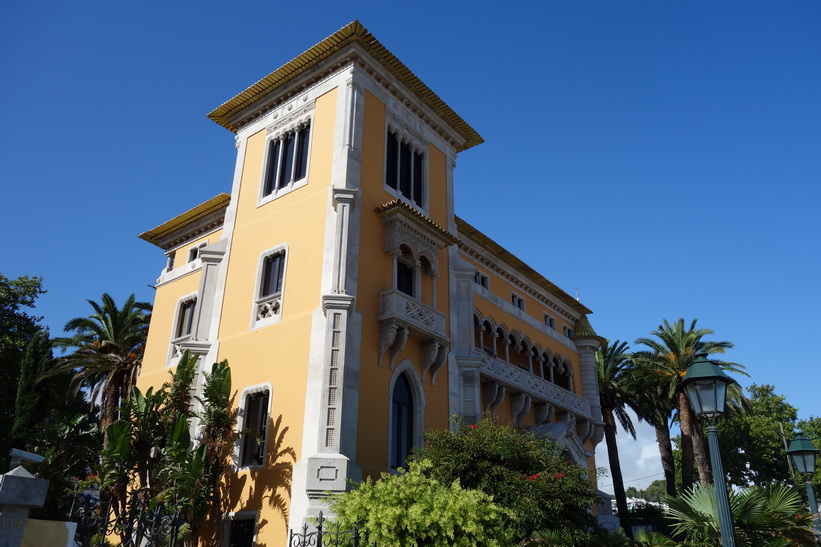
[628,362,678,497]
[49,293,151,440]
[663,482,816,546]
[634,318,745,493]
[596,339,637,539]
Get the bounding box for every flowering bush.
[409,417,598,541]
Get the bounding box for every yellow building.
[138,21,606,546]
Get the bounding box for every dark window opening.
[385,130,425,206]
[386,131,399,190]
[391,374,414,470]
[240,391,269,467]
[263,124,311,197]
[397,262,414,297]
[227,518,255,547]
[176,299,196,339]
[260,252,286,298]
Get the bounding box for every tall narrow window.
[176,299,196,339]
[386,132,399,190]
[240,391,269,467]
[390,374,414,470]
[263,124,311,197]
[260,252,286,298]
[385,129,425,207]
[278,132,295,189]
[397,262,414,297]
[254,249,287,327]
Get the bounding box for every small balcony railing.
[378,289,446,341]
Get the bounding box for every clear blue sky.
[3,1,819,490]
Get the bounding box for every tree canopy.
[718,384,798,487]
[0,273,46,464]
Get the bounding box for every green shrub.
[332,459,514,546]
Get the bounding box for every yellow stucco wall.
[139,267,203,391]
[211,87,338,545]
[353,89,452,480]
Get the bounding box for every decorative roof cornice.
[376,200,458,246]
[207,20,483,152]
[139,194,230,249]
[455,216,593,316]
[572,315,606,345]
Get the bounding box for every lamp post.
[681,354,736,546]
[786,432,820,533]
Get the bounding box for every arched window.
[390,373,414,470]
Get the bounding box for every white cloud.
[595,409,666,495]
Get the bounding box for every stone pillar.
[0,467,48,547]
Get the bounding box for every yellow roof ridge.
[208,20,483,151]
[455,216,593,315]
[139,193,230,246]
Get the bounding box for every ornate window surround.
[387,360,425,472]
[233,383,273,470]
[168,292,198,366]
[383,111,428,214]
[257,106,314,208]
[250,244,289,330]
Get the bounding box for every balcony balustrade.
[472,348,591,416]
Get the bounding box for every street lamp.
[786,432,820,532]
[681,354,736,546]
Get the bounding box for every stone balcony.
[377,290,448,382]
[472,349,591,417]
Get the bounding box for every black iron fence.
[289,511,374,547]
[70,490,184,547]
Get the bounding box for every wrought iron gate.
[70,491,184,546]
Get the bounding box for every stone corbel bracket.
[510,392,532,429]
[421,339,448,385]
[482,381,506,415]
[377,321,408,369]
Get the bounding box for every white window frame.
[250,244,289,330]
[474,271,489,289]
[383,124,428,213]
[258,116,313,207]
[234,383,273,470]
[220,510,259,547]
[544,313,556,330]
[511,292,525,311]
[168,292,198,366]
[187,241,208,263]
[563,325,574,339]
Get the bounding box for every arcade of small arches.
[473,311,574,392]
[393,243,437,305]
